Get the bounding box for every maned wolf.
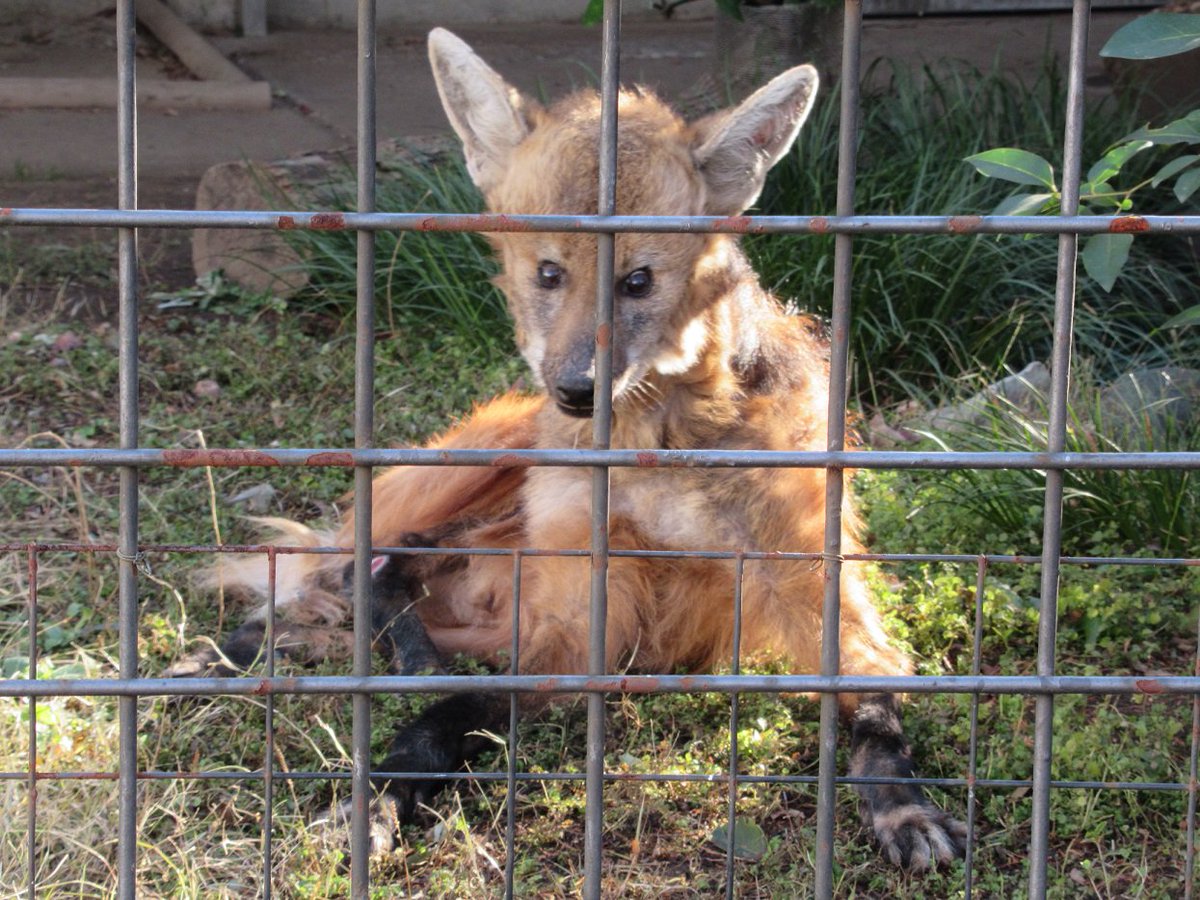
[171,28,966,871]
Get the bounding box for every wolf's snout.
[553,376,595,417]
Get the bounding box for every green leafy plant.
[965,12,1200,293]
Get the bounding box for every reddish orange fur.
[213,32,912,715]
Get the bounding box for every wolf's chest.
[524,465,753,551]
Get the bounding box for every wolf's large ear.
[691,66,819,216]
[428,28,536,197]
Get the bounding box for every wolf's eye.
[537,261,564,289]
[621,268,653,298]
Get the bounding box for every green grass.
[2,285,1197,897]
[271,62,1199,406]
[268,154,512,352]
[752,62,1200,404]
[870,367,1198,559]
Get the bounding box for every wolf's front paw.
[314,792,406,858]
[867,800,967,871]
[164,646,240,678]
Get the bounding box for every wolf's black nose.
[554,378,595,416]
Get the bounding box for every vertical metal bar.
[1185,603,1200,900]
[964,556,988,898]
[1028,4,1089,898]
[350,2,377,897]
[584,1,620,897]
[814,4,862,896]
[115,1,139,897]
[263,548,277,899]
[505,551,523,900]
[26,547,38,900]
[724,555,746,899]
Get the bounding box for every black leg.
[849,693,967,870]
[358,553,444,676]
[322,692,509,856]
[165,619,268,677]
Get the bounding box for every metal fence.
[2,0,1200,897]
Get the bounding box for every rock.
[192,155,332,297]
[52,330,82,352]
[192,136,456,296]
[193,378,221,398]
[925,361,1051,433]
[227,482,277,513]
[1098,367,1200,445]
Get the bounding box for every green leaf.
[1162,305,1200,329]
[1176,167,1200,203]
[1081,233,1133,293]
[1100,13,1200,60]
[580,0,604,25]
[965,149,1056,189]
[1122,110,1200,146]
[710,818,768,861]
[992,192,1056,216]
[1151,154,1199,187]
[1086,140,1152,184]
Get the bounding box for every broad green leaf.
[1100,13,1200,60]
[710,818,768,861]
[1086,140,1152,184]
[1081,233,1133,293]
[1163,305,1200,329]
[1151,154,1199,187]
[992,192,1055,216]
[965,149,1056,189]
[1122,110,1200,146]
[1177,167,1200,203]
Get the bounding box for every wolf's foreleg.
[848,692,968,869]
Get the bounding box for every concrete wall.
[0,0,711,31]
[0,0,1162,32]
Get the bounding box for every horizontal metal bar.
[4,541,1195,568]
[3,673,1196,699]
[0,768,1189,794]
[1,208,1197,236]
[2,447,1198,470]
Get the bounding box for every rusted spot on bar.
[306,452,354,467]
[419,213,536,233]
[596,322,611,349]
[0,207,12,216]
[948,215,984,233]
[277,215,296,230]
[712,215,754,234]
[1135,679,1165,694]
[163,449,281,468]
[308,212,346,230]
[809,216,829,233]
[636,452,658,467]
[493,453,535,468]
[1110,215,1149,233]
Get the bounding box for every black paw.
[165,620,268,677]
[865,799,967,871]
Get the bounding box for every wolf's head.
[428,28,818,418]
